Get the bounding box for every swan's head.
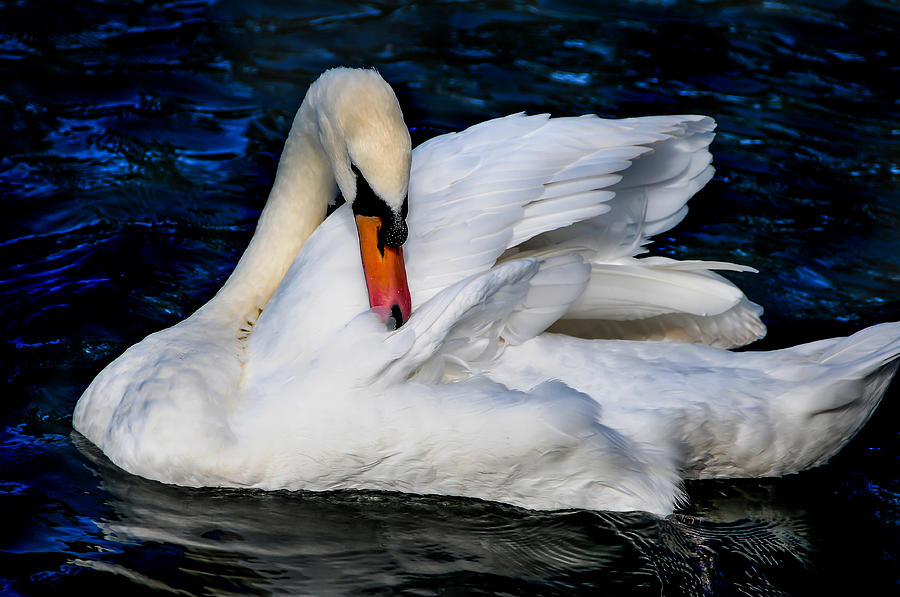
[306,68,413,327]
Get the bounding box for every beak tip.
[390,304,404,328]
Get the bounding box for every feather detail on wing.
[405,112,764,348]
[405,113,676,303]
[377,254,590,385]
[547,258,766,348]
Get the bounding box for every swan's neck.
[200,104,335,325]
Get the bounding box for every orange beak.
[354,214,412,327]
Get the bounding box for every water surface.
[2,1,899,594]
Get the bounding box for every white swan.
[73,68,900,516]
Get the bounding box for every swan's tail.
[781,322,900,415]
[696,322,900,479]
[773,322,900,471]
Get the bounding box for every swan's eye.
[350,165,408,249]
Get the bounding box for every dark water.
[2,0,899,594]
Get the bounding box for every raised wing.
[405,113,764,348]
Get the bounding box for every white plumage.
[73,68,900,516]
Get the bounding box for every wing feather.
[405,112,764,348]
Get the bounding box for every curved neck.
[200,103,336,324]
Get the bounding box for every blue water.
[2,0,899,594]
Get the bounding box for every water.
[2,0,898,594]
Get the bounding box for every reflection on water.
[68,434,819,595]
[2,0,899,594]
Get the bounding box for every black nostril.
[390,304,404,328]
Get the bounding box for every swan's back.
[488,322,900,479]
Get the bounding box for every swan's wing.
[514,115,717,260]
[407,113,649,302]
[407,113,764,348]
[377,253,590,386]
[547,258,766,348]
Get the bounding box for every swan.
[73,68,900,516]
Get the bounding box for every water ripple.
[2,0,899,594]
